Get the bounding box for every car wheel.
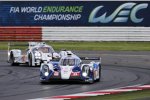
[9,52,19,66]
[10,52,19,66]
[28,54,32,67]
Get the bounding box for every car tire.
[10,52,19,66]
[28,54,32,67]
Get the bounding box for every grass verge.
[0,41,150,51]
[72,90,150,100]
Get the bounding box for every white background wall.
[42,27,150,41]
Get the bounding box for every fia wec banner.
[0,1,149,26]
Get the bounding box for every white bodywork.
[8,42,59,66]
[60,65,74,79]
[59,51,80,79]
[8,49,28,63]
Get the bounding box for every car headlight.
[34,51,42,59]
[44,72,49,76]
[82,72,88,77]
[42,65,49,76]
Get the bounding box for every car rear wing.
[28,42,46,49]
[8,42,28,52]
[8,42,47,55]
[8,42,46,51]
[80,57,101,62]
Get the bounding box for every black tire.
[10,52,19,66]
[28,54,32,67]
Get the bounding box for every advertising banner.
[0,1,149,26]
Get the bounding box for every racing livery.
[8,42,59,66]
[40,51,101,83]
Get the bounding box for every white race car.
[40,50,101,83]
[8,42,59,66]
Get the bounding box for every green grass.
[72,90,150,100]
[0,42,28,50]
[1,41,150,51]
[49,41,150,51]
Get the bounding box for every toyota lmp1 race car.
[8,42,59,67]
[40,51,101,83]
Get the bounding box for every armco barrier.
[0,27,150,41]
[0,27,42,41]
[42,27,150,41]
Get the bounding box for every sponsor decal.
[71,72,80,76]
[54,71,59,76]
[9,6,83,21]
[0,1,149,26]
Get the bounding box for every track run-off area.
[0,50,150,100]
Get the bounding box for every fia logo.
[89,3,148,23]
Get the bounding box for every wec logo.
[89,3,148,23]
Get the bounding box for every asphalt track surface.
[0,50,150,100]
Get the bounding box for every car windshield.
[38,47,50,53]
[60,58,80,66]
[33,47,54,53]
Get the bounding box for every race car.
[40,50,101,83]
[8,42,59,66]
